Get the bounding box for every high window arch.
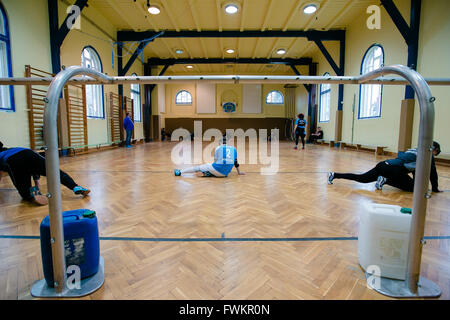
[81,46,104,118]
[130,74,141,122]
[266,90,284,104]
[175,90,192,105]
[319,72,331,122]
[359,44,384,119]
[0,4,14,111]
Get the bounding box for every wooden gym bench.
[338,141,387,155]
[315,139,335,147]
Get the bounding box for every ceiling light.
[175,49,184,54]
[303,4,317,14]
[186,65,194,69]
[147,3,161,15]
[226,48,235,54]
[224,3,239,14]
[276,48,286,55]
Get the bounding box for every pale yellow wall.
[310,0,450,154]
[312,41,340,142]
[340,1,408,152]
[59,1,118,146]
[295,86,308,118]
[161,83,286,119]
[0,0,51,148]
[413,0,450,155]
[262,85,285,118]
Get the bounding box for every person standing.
[123,112,134,148]
[293,113,307,150]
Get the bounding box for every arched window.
[175,90,192,105]
[130,74,141,122]
[359,44,384,119]
[319,73,331,122]
[266,90,284,104]
[0,4,14,111]
[81,46,104,118]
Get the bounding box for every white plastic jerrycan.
[358,203,412,280]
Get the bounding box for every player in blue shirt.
[174,136,245,177]
[123,112,134,148]
[0,141,90,206]
[294,113,307,150]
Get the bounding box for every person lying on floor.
[327,141,442,193]
[0,141,90,206]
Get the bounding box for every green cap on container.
[82,210,96,218]
[400,207,412,214]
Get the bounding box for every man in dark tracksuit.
[0,142,90,205]
[327,141,442,193]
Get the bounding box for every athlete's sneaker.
[302,146,305,150]
[174,169,181,176]
[73,186,90,196]
[375,176,386,190]
[294,146,298,150]
[328,172,335,185]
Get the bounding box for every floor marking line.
[1,235,449,242]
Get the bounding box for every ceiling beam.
[282,0,305,31]
[323,0,357,29]
[133,1,179,59]
[239,0,247,32]
[303,0,331,31]
[216,0,223,32]
[162,0,181,32]
[261,0,275,32]
[147,57,312,65]
[109,0,139,32]
[189,0,209,68]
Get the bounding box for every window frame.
[318,72,331,123]
[265,90,284,105]
[81,46,105,119]
[358,44,384,120]
[0,3,15,112]
[175,90,193,105]
[130,73,141,123]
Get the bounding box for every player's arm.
[234,159,245,175]
[33,174,41,190]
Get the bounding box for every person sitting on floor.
[309,127,324,144]
[174,136,245,178]
[327,141,442,193]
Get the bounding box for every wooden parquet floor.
[0,141,449,300]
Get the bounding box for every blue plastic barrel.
[40,209,100,288]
